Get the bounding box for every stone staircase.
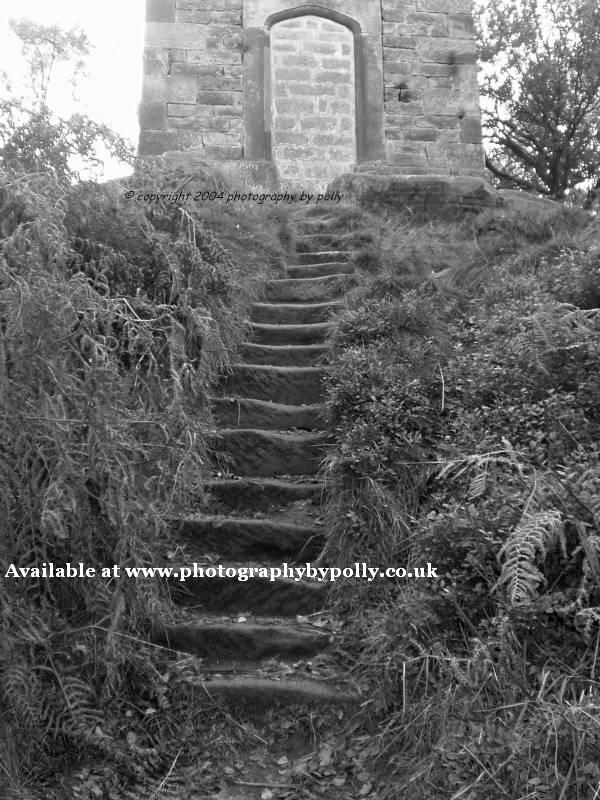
[153,210,360,708]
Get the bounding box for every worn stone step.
[200,478,323,512]
[191,677,360,707]
[237,343,330,367]
[178,516,324,559]
[214,429,328,477]
[251,301,342,325]
[294,216,343,233]
[173,574,327,616]
[222,364,326,405]
[295,232,374,251]
[153,621,329,661]
[299,250,351,265]
[250,321,330,346]
[212,397,328,431]
[265,274,351,303]
[284,262,354,279]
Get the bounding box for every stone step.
[178,516,324,559]
[284,262,354,279]
[222,364,326,405]
[153,621,329,661]
[238,343,330,367]
[299,250,351,265]
[250,321,330,346]
[251,301,342,325]
[212,397,328,431]
[266,274,351,303]
[294,216,342,233]
[173,574,327,616]
[214,429,328,477]
[190,677,359,707]
[295,232,374,250]
[200,478,323,512]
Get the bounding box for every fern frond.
[494,509,564,604]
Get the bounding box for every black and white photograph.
[1,0,599,797]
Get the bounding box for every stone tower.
[139,0,485,186]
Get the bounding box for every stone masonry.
[271,16,356,185]
[139,0,485,185]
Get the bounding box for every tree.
[475,0,600,204]
[0,18,133,181]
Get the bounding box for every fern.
[494,509,565,604]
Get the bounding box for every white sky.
[0,0,146,179]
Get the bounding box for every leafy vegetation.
[475,0,600,204]
[0,157,293,797]
[320,199,600,797]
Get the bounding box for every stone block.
[166,102,196,116]
[284,54,319,67]
[275,98,315,114]
[146,0,175,23]
[293,84,337,96]
[417,38,477,64]
[188,48,241,66]
[385,114,417,127]
[169,115,231,131]
[330,100,354,114]
[460,116,482,143]
[196,89,239,105]
[383,47,421,62]
[143,47,169,76]
[275,117,298,131]
[383,35,418,49]
[406,128,439,141]
[312,133,354,146]
[175,8,210,23]
[203,144,243,159]
[274,132,310,145]
[166,75,197,103]
[417,0,473,11]
[314,71,352,84]
[424,142,486,173]
[299,116,339,131]
[448,13,475,37]
[385,100,425,115]
[201,131,241,145]
[139,101,167,129]
[422,89,480,115]
[274,68,313,82]
[146,22,205,49]
[141,73,167,104]
[321,58,353,70]
[419,114,460,128]
[311,43,338,55]
[419,63,453,77]
[328,173,498,218]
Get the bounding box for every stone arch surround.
[243,1,385,167]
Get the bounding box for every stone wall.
[270,16,356,186]
[139,0,244,159]
[381,0,483,175]
[138,0,485,181]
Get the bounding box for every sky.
[0,0,146,179]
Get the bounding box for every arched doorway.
[269,14,356,187]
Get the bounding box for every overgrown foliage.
[475,0,600,204]
[321,199,600,797]
[0,159,291,797]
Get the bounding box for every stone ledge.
[328,172,500,220]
